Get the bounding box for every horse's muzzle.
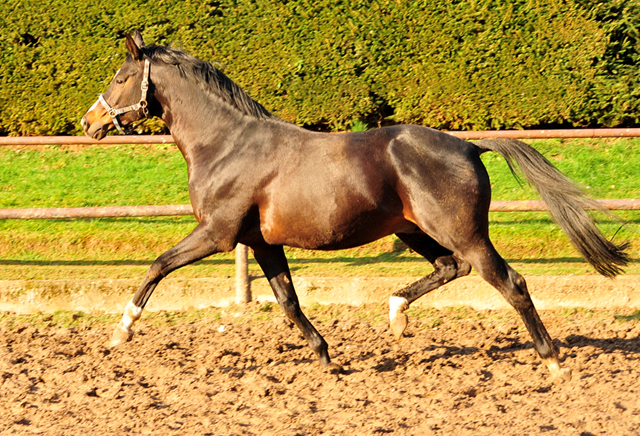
[81,106,110,140]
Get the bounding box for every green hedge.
[0,0,638,135]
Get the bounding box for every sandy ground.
[1,303,640,435]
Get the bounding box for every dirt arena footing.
[2,301,640,435]
[1,275,639,314]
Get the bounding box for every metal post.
[235,243,251,304]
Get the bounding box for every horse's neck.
[155,74,251,158]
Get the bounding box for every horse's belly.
[260,206,416,250]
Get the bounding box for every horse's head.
[81,31,153,139]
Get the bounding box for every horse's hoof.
[323,362,342,375]
[109,322,133,348]
[554,367,572,382]
[543,358,572,382]
[389,296,409,340]
[390,313,408,340]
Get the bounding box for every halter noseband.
[98,58,151,134]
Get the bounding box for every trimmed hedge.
[0,0,638,135]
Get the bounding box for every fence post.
[235,243,251,304]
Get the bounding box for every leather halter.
[98,59,151,134]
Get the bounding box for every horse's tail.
[474,138,629,278]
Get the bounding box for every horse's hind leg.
[464,243,572,381]
[251,244,339,373]
[389,232,471,339]
[110,222,221,347]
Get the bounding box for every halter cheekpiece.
[98,58,151,134]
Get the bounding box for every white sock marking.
[389,296,409,322]
[121,299,142,330]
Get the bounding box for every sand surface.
[2,304,639,435]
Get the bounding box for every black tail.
[475,138,629,278]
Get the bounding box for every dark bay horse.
[82,31,628,380]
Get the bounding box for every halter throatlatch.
[98,58,151,134]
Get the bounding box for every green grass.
[0,144,189,207]
[614,310,640,322]
[0,138,638,280]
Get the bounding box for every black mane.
[141,45,273,120]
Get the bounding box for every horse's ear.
[125,32,144,61]
[133,30,145,48]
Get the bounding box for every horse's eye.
[115,79,124,85]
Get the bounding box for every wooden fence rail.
[1,128,640,146]
[1,199,639,220]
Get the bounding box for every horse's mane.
[141,45,273,120]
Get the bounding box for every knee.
[508,268,529,296]
[434,257,458,283]
[454,256,472,278]
[505,269,534,308]
[435,255,471,283]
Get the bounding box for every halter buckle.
[140,100,149,117]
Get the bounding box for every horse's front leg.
[110,221,222,347]
[251,244,340,373]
